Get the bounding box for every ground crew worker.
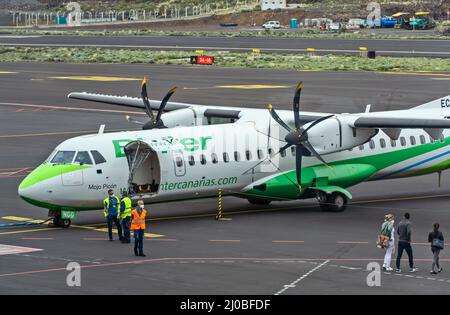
[120,191,132,244]
[103,189,123,242]
[131,199,147,257]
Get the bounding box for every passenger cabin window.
[245,150,252,161]
[280,149,286,157]
[212,153,218,164]
[359,145,364,150]
[430,137,435,144]
[400,137,406,147]
[410,136,416,146]
[175,157,183,168]
[440,134,445,143]
[369,140,375,149]
[74,151,93,165]
[420,135,426,145]
[390,139,397,148]
[91,150,106,164]
[291,146,296,156]
[200,154,207,165]
[223,152,230,163]
[188,155,195,166]
[51,151,76,164]
[234,151,241,162]
[268,148,273,156]
[380,139,386,149]
[257,149,264,160]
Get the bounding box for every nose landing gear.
[49,210,72,228]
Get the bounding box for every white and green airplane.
[18,80,450,227]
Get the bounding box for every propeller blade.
[302,114,335,134]
[295,144,303,192]
[140,78,154,119]
[268,104,292,133]
[293,81,303,130]
[302,140,329,167]
[155,86,177,122]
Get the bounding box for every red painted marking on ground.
[0,244,42,256]
[208,240,241,243]
[2,257,450,278]
[146,238,177,241]
[337,241,370,244]
[83,238,108,241]
[412,242,450,246]
[272,240,305,243]
[21,238,53,240]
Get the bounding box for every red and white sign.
[191,55,215,65]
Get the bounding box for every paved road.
[0,62,450,294]
[0,35,449,57]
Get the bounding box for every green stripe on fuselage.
[247,137,450,200]
[19,163,91,190]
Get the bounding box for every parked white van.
[262,21,281,29]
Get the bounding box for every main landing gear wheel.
[53,216,72,228]
[247,198,272,205]
[318,192,348,212]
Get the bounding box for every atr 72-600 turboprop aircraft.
[18,79,450,227]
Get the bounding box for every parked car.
[262,21,281,29]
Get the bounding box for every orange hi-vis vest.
[131,208,147,230]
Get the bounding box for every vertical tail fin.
[412,95,450,110]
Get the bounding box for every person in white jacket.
[382,214,395,272]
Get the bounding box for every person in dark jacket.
[428,223,444,275]
[395,213,417,273]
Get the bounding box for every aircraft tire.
[60,219,72,228]
[319,192,347,212]
[53,216,72,228]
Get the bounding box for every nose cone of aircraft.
[18,164,53,206]
[18,164,61,207]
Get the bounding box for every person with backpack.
[380,214,395,271]
[428,223,444,275]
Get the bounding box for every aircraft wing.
[68,92,192,112]
[353,117,450,129]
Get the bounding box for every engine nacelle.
[306,115,376,155]
[160,108,196,128]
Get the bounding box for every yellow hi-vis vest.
[103,196,120,217]
[121,197,132,219]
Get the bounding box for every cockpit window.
[74,151,93,165]
[50,151,76,164]
[45,150,57,163]
[91,150,106,164]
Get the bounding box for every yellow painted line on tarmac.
[215,85,291,89]
[0,227,59,236]
[380,71,450,77]
[430,78,450,81]
[48,76,141,82]
[2,216,46,224]
[0,71,18,74]
[73,225,164,238]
